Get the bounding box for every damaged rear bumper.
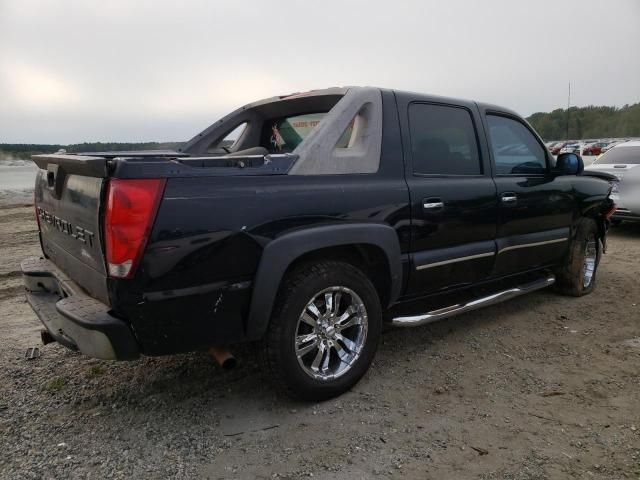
[21,257,140,360]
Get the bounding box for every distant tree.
[527,103,640,140]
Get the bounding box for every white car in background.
[601,140,626,154]
[586,141,640,223]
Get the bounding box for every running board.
[391,275,555,327]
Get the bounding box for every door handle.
[501,192,517,204]
[423,198,444,210]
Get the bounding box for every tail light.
[104,178,165,278]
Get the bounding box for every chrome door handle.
[423,201,444,209]
[501,193,517,204]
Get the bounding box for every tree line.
[526,103,640,141]
[0,142,184,160]
[2,103,639,158]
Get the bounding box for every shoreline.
[0,189,34,208]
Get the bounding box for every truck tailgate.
[33,154,109,304]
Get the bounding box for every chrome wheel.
[295,286,368,381]
[583,235,597,288]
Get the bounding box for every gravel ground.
[1,202,639,479]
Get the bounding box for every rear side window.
[409,104,482,175]
[487,115,547,175]
[262,112,353,153]
[207,122,247,153]
[261,113,323,153]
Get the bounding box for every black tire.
[554,218,600,296]
[262,260,382,401]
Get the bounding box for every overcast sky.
[1,0,639,144]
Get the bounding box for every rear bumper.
[21,257,140,360]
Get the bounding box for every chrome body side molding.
[415,251,495,270]
[497,237,567,255]
[413,234,568,272]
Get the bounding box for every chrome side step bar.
[391,275,555,327]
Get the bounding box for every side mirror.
[554,152,584,175]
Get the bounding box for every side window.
[262,113,327,153]
[207,122,247,153]
[409,103,482,175]
[486,115,547,175]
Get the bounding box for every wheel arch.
[246,224,402,339]
[577,200,614,253]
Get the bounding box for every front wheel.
[262,261,382,401]
[554,219,600,296]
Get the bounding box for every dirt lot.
[1,202,639,480]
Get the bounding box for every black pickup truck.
[23,86,616,400]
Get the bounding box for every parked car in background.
[546,141,563,154]
[581,143,595,155]
[616,164,640,223]
[560,143,581,155]
[586,141,640,223]
[550,142,568,155]
[583,142,610,156]
[601,141,626,153]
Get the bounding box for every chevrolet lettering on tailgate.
[37,207,95,247]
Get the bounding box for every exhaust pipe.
[208,347,237,370]
[41,329,55,345]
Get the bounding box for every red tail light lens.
[104,178,165,278]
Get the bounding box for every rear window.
[262,113,352,153]
[594,146,640,164]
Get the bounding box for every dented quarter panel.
[113,173,411,355]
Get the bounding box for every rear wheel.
[262,261,382,401]
[554,219,600,296]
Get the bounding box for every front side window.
[487,115,547,175]
[409,103,482,175]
